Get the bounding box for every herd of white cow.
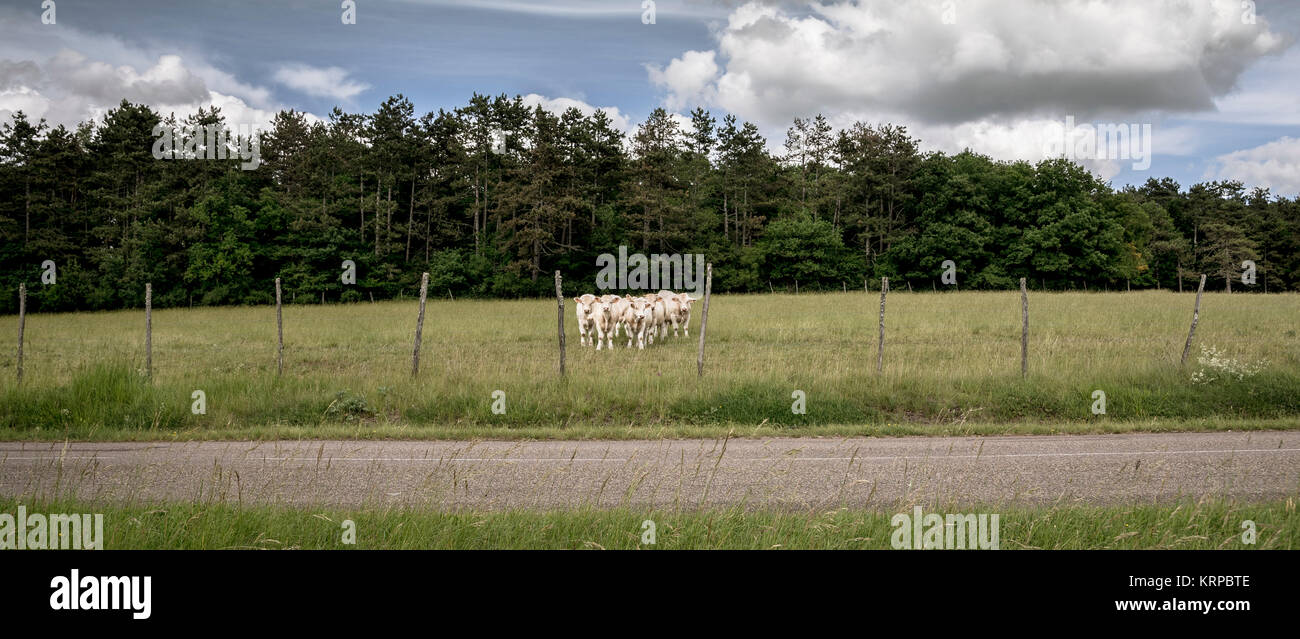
[573,291,698,350]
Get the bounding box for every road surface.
[2,431,1297,510]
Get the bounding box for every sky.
[1,0,1298,195]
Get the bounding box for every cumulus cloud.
[0,51,220,127]
[520,93,633,134]
[47,51,209,106]
[659,0,1289,126]
[646,50,719,111]
[647,0,1292,180]
[1204,136,1300,196]
[272,64,369,101]
[0,10,304,130]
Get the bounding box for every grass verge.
[1,415,1297,442]
[3,496,1294,550]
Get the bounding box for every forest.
[2,93,1296,313]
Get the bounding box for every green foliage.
[1,97,1297,315]
[324,391,372,421]
[757,215,862,288]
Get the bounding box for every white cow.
[593,296,618,350]
[610,296,632,338]
[657,290,696,337]
[643,295,664,345]
[677,295,697,337]
[655,291,683,338]
[572,294,598,346]
[598,294,618,337]
[622,297,654,349]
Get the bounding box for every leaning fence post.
[555,271,566,377]
[1181,274,1207,366]
[876,277,888,373]
[411,272,429,377]
[696,263,713,378]
[275,278,284,376]
[16,283,26,383]
[1020,277,1029,377]
[145,282,152,381]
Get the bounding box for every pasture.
[1,290,1298,440]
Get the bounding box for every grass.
[1,290,1297,440]
[3,496,1294,549]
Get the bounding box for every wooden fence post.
[275,278,284,376]
[16,283,25,383]
[145,283,152,381]
[555,271,565,377]
[697,263,713,378]
[411,272,428,377]
[876,277,888,373]
[1181,274,1207,366]
[1020,278,1029,377]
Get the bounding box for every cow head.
[677,296,696,320]
[631,297,651,322]
[574,294,598,316]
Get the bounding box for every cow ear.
[572,297,580,304]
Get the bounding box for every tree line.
[2,93,1297,313]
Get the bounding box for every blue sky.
[2,0,1298,195]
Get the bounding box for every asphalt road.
[2,431,1298,510]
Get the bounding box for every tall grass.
[1,290,1297,439]
[2,496,1294,549]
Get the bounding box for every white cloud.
[679,0,1288,125]
[0,10,306,130]
[0,86,50,124]
[1204,136,1300,196]
[647,50,719,111]
[152,90,317,131]
[647,0,1293,182]
[520,93,633,134]
[272,64,369,101]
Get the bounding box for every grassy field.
[1,290,1297,440]
[2,496,1293,549]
